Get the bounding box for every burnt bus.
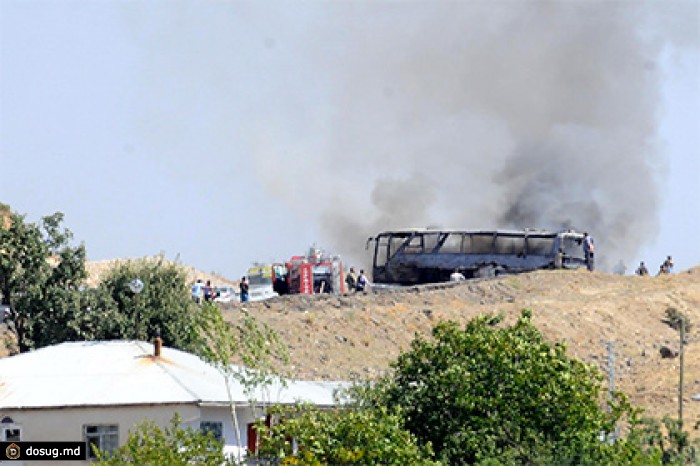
[367,228,588,285]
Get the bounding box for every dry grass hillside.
[83,257,239,288]
[2,259,699,429]
[220,267,700,428]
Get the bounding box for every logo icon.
[6,442,20,460]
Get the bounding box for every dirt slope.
[3,262,699,427]
[83,257,238,288]
[220,267,700,426]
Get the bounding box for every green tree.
[95,413,231,465]
[629,416,699,465]
[255,404,439,465]
[97,257,200,350]
[371,310,653,465]
[0,204,202,352]
[0,207,87,352]
[194,303,290,463]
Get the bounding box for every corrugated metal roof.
[0,341,347,409]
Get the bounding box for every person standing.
[191,279,204,303]
[582,232,595,271]
[554,248,565,269]
[345,267,357,293]
[239,276,250,303]
[356,269,370,293]
[663,255,674,273]
[636,261,649,276]
[203,280,214,302]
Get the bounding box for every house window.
[83,424,119,459]
[1,417,20,442]
[2,426,21,441]
[200,421,223,441]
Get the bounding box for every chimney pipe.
[153,328,162,357]
[154,336,162,357]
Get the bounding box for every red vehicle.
[272,248,346,295]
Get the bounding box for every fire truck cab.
[273,247,347,296]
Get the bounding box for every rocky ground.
[219,267,700,428]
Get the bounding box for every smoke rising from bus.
[276,1,695,270]
[126,2,697,272]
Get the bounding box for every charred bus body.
[367,228,588,285]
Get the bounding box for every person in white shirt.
[356,270,370,292]
[191,279,204,303]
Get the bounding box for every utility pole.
[607,341,615,395]
[679,319,685,426]
[607,341,619,442]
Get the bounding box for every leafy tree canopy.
[95,413,231,466]
[195,303,291,393]
[369,310,653,465]
[0,207,87,352]
[193,303,291,463]
[255,404,438,466]
[0,204,200,352]
[629,416,699,465]
[97,257,200,350]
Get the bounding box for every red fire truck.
[272,247,346,296]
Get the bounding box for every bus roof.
[371,228,584,237]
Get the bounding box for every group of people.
[345,267,370,293]
[196,244,676,304]
[583,232,681,278]
[191,279,216,303]
[582,232,677,278]
[191,277,251,303]
[635,255,674,276]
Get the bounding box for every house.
[0,340,347,465]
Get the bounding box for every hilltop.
[83,257,239,288]
[219,267,700,427]
[2,260,700,428]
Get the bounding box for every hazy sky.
[1,1,698,279]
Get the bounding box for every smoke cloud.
[125,1,697,271]
[247,1,697,270]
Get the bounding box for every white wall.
[198,404,260,461]
[2,404,197,466]
[2,403,266,466]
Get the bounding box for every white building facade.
[0,340,346,465]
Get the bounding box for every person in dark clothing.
[203,280,214,301]
[636,261,649,276]
[345,267,357,293]
[662,256,674,273]
[582,232,595,271]
[239,277,250,303]
[356,269,369,292]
